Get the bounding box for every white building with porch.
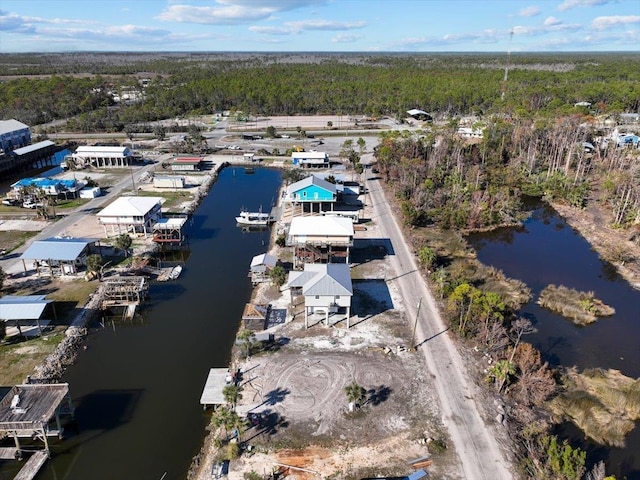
[97,196,162,237]
[70,146,132,168]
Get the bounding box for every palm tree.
[344,381,366,412]
[223,384,243,411]
[237,329,255,360]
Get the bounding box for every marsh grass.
[537,284,615,325]
[549,368,640,447]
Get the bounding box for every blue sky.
[0,0,638,53]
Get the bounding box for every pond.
[467,202,640,479]
[0,166,282,480]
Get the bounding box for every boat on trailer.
[235,209,274,226]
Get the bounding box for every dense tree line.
[1,53,639,130]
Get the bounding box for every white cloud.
[519,6,541,17]
[332,33,362,43]
[249,19,366,36]
[544,16,562,26]
[557,0,615,12]
[592,15,640,29]
[157,0,326,25]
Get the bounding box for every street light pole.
[410,297,422,350]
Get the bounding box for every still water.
[467,202,640,479]
[19,166,280,480]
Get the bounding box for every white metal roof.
[73,146,131,157]
[287,263,352,297]
[407,109,429,116]
[97,196,162,217]
[291,151,327,160]
[0,295,51,321]
[21,237,95,261]
[12,140,55,156]
[153,217,187,230]
[250,253,276,268]
[0,119,29,135]
[289,216,353,237]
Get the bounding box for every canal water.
[467,202,640,479]
[15,166,281,480]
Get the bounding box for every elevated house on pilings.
[70,146,132,169]
[286,263,353,328]
[284,175,337,215]
[97,196,163,238]
[287,216,354,269]
[0,383,75,463]
[152,217,188,250]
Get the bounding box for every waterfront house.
[291,151,329,168]
[20,237,98,277]
[285,175,337,214]
[97,196,163,237]
[11,176,84,200]
[287,216,353,268]
[170,157,202,171]
[286,263,353,328]
[242,303,269,330]
[71,146,132,168]
[0,295,55,337]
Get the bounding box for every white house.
[287,263,353,328]
[291,151,329,168]
[287,216,354,268]
[71,146,132,168]
[97,196,163,237]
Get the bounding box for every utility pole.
[410,297,422,350]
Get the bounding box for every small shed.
[153,175,185,189]
[243,153,256,162]
[0,295,55,337]
[242,303,269,330]
[249,253,277,284]
[171,157,202,171]
[79,186,101,198]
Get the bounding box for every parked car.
[22,201,44,209]
[2,198,20,206]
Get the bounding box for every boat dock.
[199,368,231,409]
[13,451,49,480]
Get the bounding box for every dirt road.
[365,165,513,480]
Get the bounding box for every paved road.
[0,161,159,277]
[364,165,512,479]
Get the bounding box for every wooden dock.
[13,451,49,480]
[0,446,19,459]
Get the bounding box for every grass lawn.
[0,230,38,253]
[0,331,66,385]
[55,198,91,209]
[137,190,194,209]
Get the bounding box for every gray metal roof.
[21,237,95,261]
[12,140,55,156]
[0,295,51,321]
[287,264,352,296]
[0,119,29,135]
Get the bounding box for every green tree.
[418,246,436,270]
[488,359,516,392]
[269,265,287,287]
[0,265,5,292]
[237,329,255,360]
[114,233,133,257]
[265,125,277,138]
[153,124,166,141]
[85,254,103,277]
[357,137,366,153]
[542,435,587,480]
[344,381,366,411]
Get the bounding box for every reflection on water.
[467,201,640,479]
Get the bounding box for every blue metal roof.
[12,177,78,189]
[21,237,96,261]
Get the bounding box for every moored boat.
[168,265,183,280]
[235,209,274,226]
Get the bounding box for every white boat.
[168,265,182,280]
[235,209,274,226]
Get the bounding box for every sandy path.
[365,168,513,479]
